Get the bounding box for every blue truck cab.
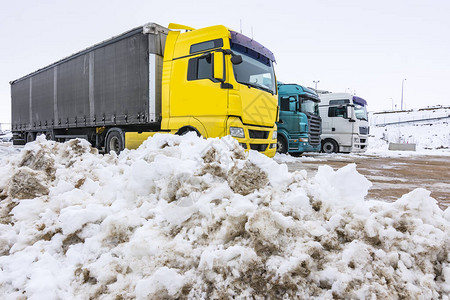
[276,83,322,155]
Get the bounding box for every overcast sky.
[1,0,450,125]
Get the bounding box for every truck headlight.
[299,138,308,142]
[230,127,245,138]
[354,137,359,143]
[272,131,277,140]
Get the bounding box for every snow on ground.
[0,143,18,157]
[368,119,450,157]
[0,134,449,299]
[368,106,450,155]
[274,108,450,163]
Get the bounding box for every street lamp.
[401,78,407,110]
[313,80,320,91]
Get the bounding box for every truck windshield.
[301,98,320,116]
[232,53,276,94]
[354,104,368,121]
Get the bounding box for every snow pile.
[0,132,13,143]
[0,134,449,299]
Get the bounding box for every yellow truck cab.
[160,23,278,156]
[11,23,278,157]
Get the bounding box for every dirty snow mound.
[0,133,449,299]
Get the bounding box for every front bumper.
[227,117,277,158]
[288,135,321,153]
[351,135,368,152]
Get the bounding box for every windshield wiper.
[241,82,274,95]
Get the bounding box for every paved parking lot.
[282,153,450,210]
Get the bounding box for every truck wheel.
[26,132,36,143]
[290,152,303,157]
[277,136,288,154]
[106,129,125,154]
[322,139,338,154]
[177,127,201,137]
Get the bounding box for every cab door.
[279,95,299,134]
[169,51,228,124]
[328,105,353,147]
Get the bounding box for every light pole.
[313,80,320,91]
[401,78,407,110]
[390,97,394,110]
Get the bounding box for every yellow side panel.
[125,132,172,149]
[192,116,227,137]
[161,30,179,125]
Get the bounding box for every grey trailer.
[10,23,168,152]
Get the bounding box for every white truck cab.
[319,93,369,153]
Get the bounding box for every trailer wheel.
[322,139,338,154]
[26,132,36,143]
[277,135,288,154]
[45,130,55,141]
[105,129,125,154]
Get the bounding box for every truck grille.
[250,144,268,152]
[307,114,321,146]
[248,130,269,139]
[359,126,369,135]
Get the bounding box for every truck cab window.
[280,96,297,112]
[354,104,368,121]
[300,98,320,116]
[197,56,212,79]
[190,39,223,54]
[329,99,349,105]
[187,55,212,81]
[328,106,347,118]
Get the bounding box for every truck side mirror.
[288,96,298,112]
[346,105,355,122]
[231,55,243,65]
[213,51,224,81]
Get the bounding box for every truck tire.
[177,127,201,137]
[105,129,125,154]
[45,130,55,141]
[290,152,303,157]
[322,139,338,154]
[277,135,288,154]
[26,132,36,143]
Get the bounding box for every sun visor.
[353,96,367,106]
[229,31,276,63]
